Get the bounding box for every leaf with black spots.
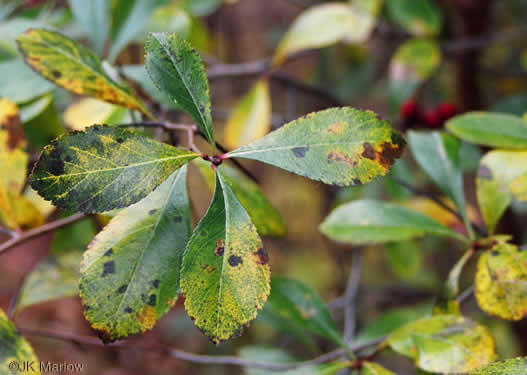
[228,108,405,187]
[30,125,198,213]
[80,166,191,342]
[181,169,270,343]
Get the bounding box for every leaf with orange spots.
[16,28,151,118]
[475,242,527,321]
[228,108,405,187]
[80,167,191,342]
[387,314,496,374]
[470,357,527,374]
[180,169,270,343]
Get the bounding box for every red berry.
[401,99,419,120]
[424,110,442,128]
[437,102,457,121]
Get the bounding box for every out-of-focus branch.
[344,249,363,342]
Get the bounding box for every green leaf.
[19,94,53,123]
[195,159,287,237]
[80,166,191,342]
[16,28,151,117]
[320,199,466,245]
[69,0,110,55]
[362,362,396,375]
[0,59,54,103]
[475,242,527,321]
[262,277,344,346]
[470,357,527,374]
[385,241,424,281]
[0,308,41,375]
[385,0,442,36]
[184,0,223,17]
[180,170,270,343]
[446,112,527,149]
[228,108,405,187]
[121,64,177,108]
[16,250,82,313]
[224,79,272,149]
[476,150,527,234]
[408,131,470,235]
[29,125,198,213]
[145,32,214,144]
[273,3,358,66]
[387,315,496,374]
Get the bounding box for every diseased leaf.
[69,0,110,55]
[0,59,55,103]
[385,0,442,36]
[262,277,344,346]
[181,170,270,343]
[362,362,396,375]
[64,98,130,131]
[320,199,466,245]
[387,315,496,374]
[228,108,405,186]
[30,125,198,213]
[195,159,287,237]
[80,167,191,342]
[273,3,357,66]
[17,28,151,117]
[224,79,271,149]
[475,242,527,321]
[16,250,82,313]
[476,150,527,234]
[470,357,527,374]
[0,308,41,375]
[446,112,527,149]
[145,32,214,144]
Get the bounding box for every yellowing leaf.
[17,28,151,117]
[181,170,270,343]
[0,308,41,374]
[387,315,496,374]
[224,79,271,149]
[64,98,130,131]
[344,0,383,44]
[475,242,527,321]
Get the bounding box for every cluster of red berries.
[400,99,458,129]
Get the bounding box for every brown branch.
[344,249,363,342]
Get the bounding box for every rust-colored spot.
[328,151,355,165]
[362,142,375,160]
[378,141,404,169]
[137,306,157,330]
[215,239,225,256]
[253,247,269,265]
[327,121,346,135]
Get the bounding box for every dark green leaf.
[69,0,110,55]
[80,167,191,342]
[228,108,405,186]
[30,125,198,213]
[385,0,442,36]
[145,32,214,144]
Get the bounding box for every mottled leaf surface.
[447,112,527,149]
[196,159,286,237]
[320,199,465,245]
[145,32,214,144]
[387,315,496,374]
[224,79,271,149]
[476,150,527,234]
[229,108,405,186]
[17,29,151,117]
[470,357,527,374]
[362,362,396,375]
[80,167,191,342]
[475,242,527,321]
[16,250,82,313]
[69,0,110,55]
[181,170,270,343]
[30,125,198,213]
[385,0,442,36]
[0,308,41,374]
[262,277,344,346]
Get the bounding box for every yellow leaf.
[64,98,129,131]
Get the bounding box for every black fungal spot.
[118,285,127,294]
[65,155,72,162]
[362,142,375,160]
[152,280,160,288]
[116,137,124,144]
[228,255,243,267]
[48,146,65,175]
[104,249,114,257]
[101,261,115,277]
[353,178,362,185]
[52,70,62,78]
[124,307,133,314]
[149,209,157,215]
[147,294,157,306]
[478,165,493,180]
[174,216,182,223]
[292,146,309,158]
[254,248,269,265]
[491,251,500,257]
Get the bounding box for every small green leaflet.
[145,32,215,145]
[470,357,527,374]
[30,125,198,213]
[385,0,442,36]
[181,169,270,344]
[228,108,405,187]
[446,112,527,149]
[80,167,191,342]
[387,314,496,374]
[320,199,466,245]
[0,308,41,375]
[261,277,344,347]
[361,362,396,375]
[16,29,151,117]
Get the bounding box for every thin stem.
[0,226,18,237]
[344,249,363,343]
[457,285,475,305]
[0,214,86,256]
